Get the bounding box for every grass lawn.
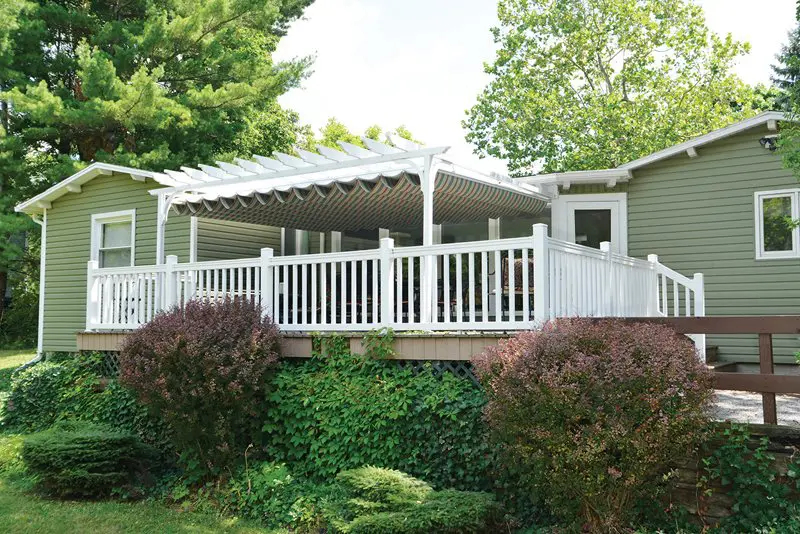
[0,480,276,534]
[0,349,35,392]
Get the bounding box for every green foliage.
[22,421,156,498]
[263,335,492,490]
[332,467,501,534]
[3,355,171,454]
[701,424,799,531]
[465,0,754,174]
[225,460,331,532]
[297,118,420,152]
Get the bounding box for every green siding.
[196,219,282,261]
[626,125,800,364]
[43,173,189,352]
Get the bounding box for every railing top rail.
[393,236,533,257]
[548,237,654,268]
[177,258,261,270]
[271,248,380,265]
[653,262,697,288]
[93,264,167,276]
[620,316,800,335]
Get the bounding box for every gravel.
[711,390,800,427]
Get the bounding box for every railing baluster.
[330,262,337,325]
[522,248,529,321]
[300,263,308,325]
[443,253,450,323]
[468,252,476,323]
[321,261,328,325]
[371,258,378,324]
[408,256,415,324]
[494,250,501,323]
[455,252,463,323]
[673,279,679,317]
[396,257,403,324]
[360,259,367,325]
[480,251,488,322]
[311,263,317,325]
[507,249,515,323]
[340,261,347,325]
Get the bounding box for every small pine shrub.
[4,361,71,431]
[264,335,492,490]
[119,298,281,477]
[332,467,501,534]
[22,421,156,497]
[473,318,713,532]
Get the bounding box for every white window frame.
[551,192,628,254]
[754,189,800,260]
[91,209,136,267]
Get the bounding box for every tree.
[464,0,754,175]
[772,23,800,110]
[0,0,313,337]
[297,117,420,151]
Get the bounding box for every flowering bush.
[473,318,713,532]
[119,298,281,477]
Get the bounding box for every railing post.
[85,260,99,329]
[693,272,706,362]
[260,247,274,319]
[163,255,178,310]
[380,237,395,327]
[532,224,549,324]
[600,241,613,316]
[647,254,659,316]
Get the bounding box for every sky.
[275,0,798,174]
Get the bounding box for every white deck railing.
[86,224,705,334]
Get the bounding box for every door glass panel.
[762,196,793,252]
[574,209,612,249]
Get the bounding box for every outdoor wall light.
[759,136,778,151]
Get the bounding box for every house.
[520,111,799,365]
[17,131,706,360]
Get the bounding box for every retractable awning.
[152,135,549,232]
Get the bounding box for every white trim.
[189,216,198,262]
[552,192,628,254]
[619,111,785,171]
[35,210,46,357]
[91,209,136,267]
[15,162,159,215]
[754,189,800,260]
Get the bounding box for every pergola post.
[156,193,166,265]
[420,155,436,323]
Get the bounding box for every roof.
[15,163,170,215]
[518,111,786,188]
[161,135,549,231]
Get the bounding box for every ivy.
[263,334,493,490]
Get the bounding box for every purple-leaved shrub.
[119,298,280,477]
[473,318,713,532]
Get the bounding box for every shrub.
[264,335,492,490]
[332,467,501,534]
[473,318,713,532]
[225,460,331,531]
[22,421,156,497]
[2,355,172,454]
[119,298,281,477]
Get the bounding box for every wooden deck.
[77,330,509,361]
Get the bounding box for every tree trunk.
[0,270,7,317]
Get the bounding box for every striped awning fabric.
[171,170,548,232]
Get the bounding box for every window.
[91,210,135,267]
[755,190,800,260]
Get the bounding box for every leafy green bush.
[225,461,331,531]
[701,424,800,532]
[264,335,492,490]
[474,319,713,532]
[22,421,157,497]
[331,467,501,534]
[2,355,171,454]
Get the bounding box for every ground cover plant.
[263,333,493,491]
[119,298,281,478]
[474,318,714,532]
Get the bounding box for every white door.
[552,193,628,254]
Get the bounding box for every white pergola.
[149,134,549,323]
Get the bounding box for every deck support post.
[693,272,706,361]
[164,255,178,309]
[260,248,274,318]
[156,193,166,265]
[647,254,659,316]
[379,237,395,327]
[532,224,549,324]
[420,155,436,323]
[86,260,100,329]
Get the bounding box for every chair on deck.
[501,257,535,320]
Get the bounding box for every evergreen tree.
[772,24,800,110]
[0,0,314,337]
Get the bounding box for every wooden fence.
[635,316,800,425]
